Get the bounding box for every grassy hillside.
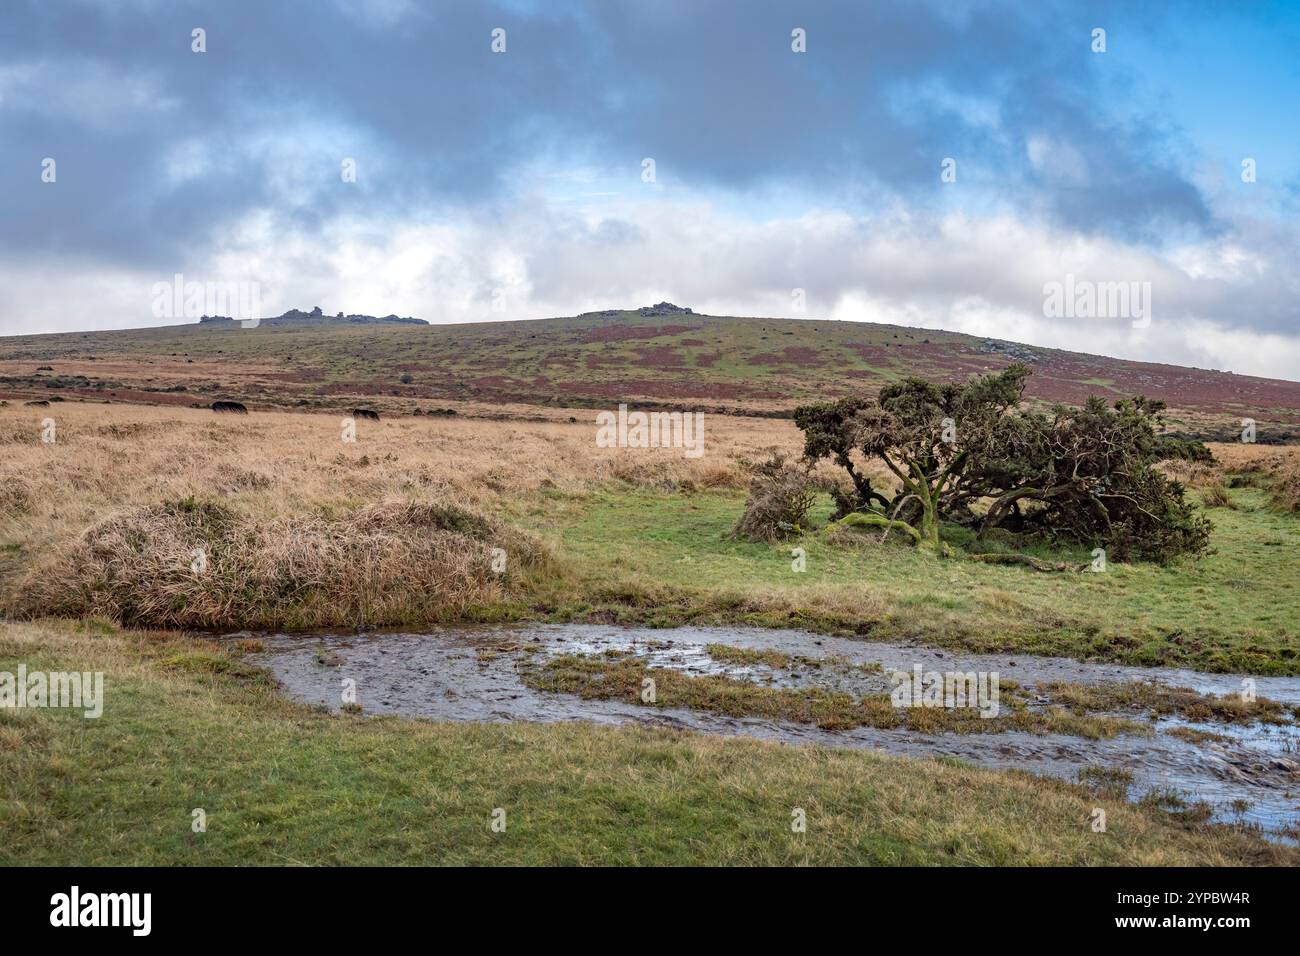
[3,309,1299,437]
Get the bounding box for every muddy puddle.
[242,623,1300,839]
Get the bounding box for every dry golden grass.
[1163,442,1300,484]
[0,399,784,512]
[1164,442,1300,512]
[0,401,820,627]
[1205,441,1300,470]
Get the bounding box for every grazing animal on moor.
[350,408,380,421]
[211,400,248,414]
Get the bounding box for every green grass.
[2,619,1292,866]
[512,485,1300,674]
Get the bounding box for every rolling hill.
[3,306,1298,439]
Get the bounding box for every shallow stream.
[242,623,1300,839]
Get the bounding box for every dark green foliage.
[792,397,887,517]
[1156,435,1214,463]
[999,397,1212,563]
[787,367,1211,563]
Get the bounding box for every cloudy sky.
[2,0,1298,378]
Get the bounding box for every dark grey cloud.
[1,0,1216,273]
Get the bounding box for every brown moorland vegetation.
[4,311,1300,437]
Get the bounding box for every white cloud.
[3,192,1298,381]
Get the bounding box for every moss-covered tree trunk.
[911,464,943,553]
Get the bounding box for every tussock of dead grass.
[1077,765,1134,799]
[1201,483,1234,508]
[10,496,550,629]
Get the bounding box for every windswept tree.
[784,365,1210,563]
[793,364,1030,551]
